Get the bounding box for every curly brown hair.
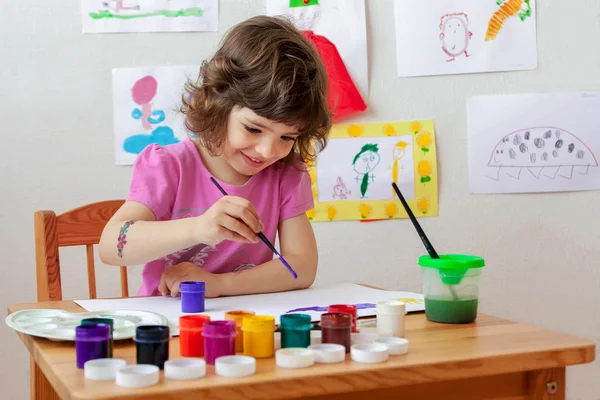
[180,15,331,165]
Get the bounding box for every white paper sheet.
[394,0,537,77]
[316,136,415,202]
[265,0,368,98]
[81,0,218,33]
[112,65,198,165]
[468,92,600,194]
[75,283,424,335]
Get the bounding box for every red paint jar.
[320,313,352,353]
[179,315,210,357]
[328,304,358,332]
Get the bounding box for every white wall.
[2,1,599,399]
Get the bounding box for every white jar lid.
[350,343,389,364]
[164,358,206,380]
[307,343,345,364]
[376,300,406,315]
[84,358,127,381]
[215,356,256,377]
[116,365,160,388]
[375,337,408,355]
[276,348,315,369]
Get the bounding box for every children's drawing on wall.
[439,13,472,62]
[486,0,532,41]
[266,0,368,121]
[112,65,198,165]
[307,121,439,222]
[486,127,598,180]
[81,0,218,33]
[468,92,600,194]
[394,0,537,77]
[352,144,380,198]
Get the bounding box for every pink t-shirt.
[127,139,314,296]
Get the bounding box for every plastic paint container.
[116,365,160,388]
[203,320,236,365]
[135,325,170,369]
[328,304,358,333]
[320,313,352,353]
[179,315,210,357]
[225,310,256,353]
[276,348,315,368]
[280,314,312,348]
[418,254,485,324]
[84,358,127,381]
[376,300,406,337]
[180,281,206,313]
[242,316,276,358]
[75,323,111,369]
[215,355,256,377]
[164,358,206,380]
[81,318,114,358]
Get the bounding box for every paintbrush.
[391,182,458,301]
[209,177,298,279]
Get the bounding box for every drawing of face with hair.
[288,0,321,30]
[332,177,351,200]
[391,140,408,188]
[352,143,380,198]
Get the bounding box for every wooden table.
[9,300,595,400]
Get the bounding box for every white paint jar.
[376,300,406,338]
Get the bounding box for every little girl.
[99,15,332,298]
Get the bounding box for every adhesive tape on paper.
[84,358,127,381]
[276,348,315,369]
[116,365,160,388]
[164,358,206,380]
[350,343,389,364]
[215,356,256,377]
[307,343,345,364]
[375,337,409,355]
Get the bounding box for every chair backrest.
[34,200,128,302]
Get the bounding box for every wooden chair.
[34,200,129,301]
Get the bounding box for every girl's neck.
[192,140,251,186]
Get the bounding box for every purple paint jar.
[203,320,236,365]
[75,323,110,369]
[180,281,205,313]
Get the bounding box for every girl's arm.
[219,213,318,295]
[98,201,199,266]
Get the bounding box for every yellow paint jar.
[242,316,275,359]
[224,310,255,353]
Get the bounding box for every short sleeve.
[127,144,180,221]
[279,163,314,222]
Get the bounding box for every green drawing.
[89,8,204,20]
[352,144,380,199]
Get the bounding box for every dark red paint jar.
[328,304,358,332]
[320,313,352,353]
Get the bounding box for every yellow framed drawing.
[306,120,438,222]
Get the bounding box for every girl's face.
[222,107,300,177]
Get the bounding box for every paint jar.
[280,314,312,348]
[328,304,358,333]
[376,300,406,337]
[320,313,352,353]
[75,323,111,369]
[180,281,205,313]
[242,316,276,358]
[203,320,236,365]
[81,318,114,358]
[135,325,170,369]
[179,315,210,357]
[419,254,485,324]
[225,310,255,353]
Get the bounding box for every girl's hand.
[194,196,264,246]
[158,262,224,298]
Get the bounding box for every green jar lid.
[82,318,114,332]
[418,254,485,270]
[280,314,312,331]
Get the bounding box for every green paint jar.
[280,314,312,348]
[82,318,114,357]
[418,254,485,324]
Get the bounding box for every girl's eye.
[281,136,297,142]
[244,125,261,134]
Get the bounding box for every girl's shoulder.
[133,139,199,169]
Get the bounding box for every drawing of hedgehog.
[486,126,598,180]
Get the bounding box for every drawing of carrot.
[485,0,531,41]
